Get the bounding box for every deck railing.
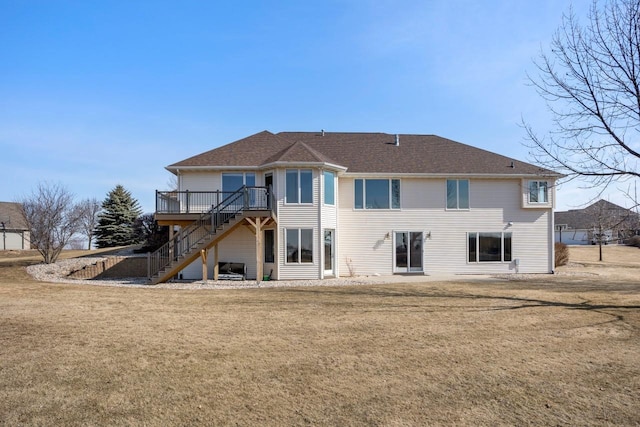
[156,187,275,214]
[148,186,275,281]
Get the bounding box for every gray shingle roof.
[0,202,28,231]
[555,200,640,230]
[168,130,560,176]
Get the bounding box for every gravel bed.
[26,254,528,290]
[25,257,386,290]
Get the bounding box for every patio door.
[264,172,274,209]
[394,231,423,273]
[264,172,273,191]
[324,229,335,276]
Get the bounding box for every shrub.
[555,242,569,267]
[627,235,640,248]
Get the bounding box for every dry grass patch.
[0,250,639,425]
[567,244,640,266]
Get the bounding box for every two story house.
[149,131,560,284]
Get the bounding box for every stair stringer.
[150,212,248,284]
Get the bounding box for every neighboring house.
[150,131,561,284]
[555,200,640,245]
[0,202,30,250]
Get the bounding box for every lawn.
[0,246,638,425]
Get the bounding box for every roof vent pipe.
[510,161,515,168]
[395,134,399,146]
[321,129,325,136]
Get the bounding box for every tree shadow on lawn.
[480,275,640,294]
[280,281,640,324]
[280,282,640,333]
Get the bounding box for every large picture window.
[354,179,400,209]
[447,179,469,209]
[468,232,512,263]
[528,181,548,203]
[286,228,313,263]
[286,169,313,204]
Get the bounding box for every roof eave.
[342,172,564,179]
[166,162,349,173]
[259,161,348,171]
[166,165,265,173]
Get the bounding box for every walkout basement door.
[394,231,423,273]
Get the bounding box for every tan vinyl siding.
[176,172,222,213]
[338,177,553,277]
[180,172,221,192]
[277,168,321,280]
[321,205,337,229]
[3,231,29,250]
[179,227,259,280]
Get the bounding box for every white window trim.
[354,178,401,210]
[222,172,256,189]
[467,232,513,264]
[284,228,314,264]
[285,169,313,205]
[528,180,549,204]
[392,230,424,273]
[323,170,336,206]
[446,179,470,211]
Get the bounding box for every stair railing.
[147,186,271,281]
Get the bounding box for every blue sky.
[3,0,623,214]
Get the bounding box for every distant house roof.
[0,202,28,231]
[555,200,640,230]
[168,130,560,176]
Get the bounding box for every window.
[446,179,469,209]
[468,232,512,263]
[529,181,548,203]
[286,228,313,263]
[324,171,335,205]
[354,179,400,209]
[264,229,275,263]
[222,173,255,192]
[286,169,313,204]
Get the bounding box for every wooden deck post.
[213,243,219,280]
[200,248,208,281]
[256,219,263,284]
[246,217,270,283]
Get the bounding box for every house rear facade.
[150,131,560,283]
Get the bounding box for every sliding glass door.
[394,231,423,272]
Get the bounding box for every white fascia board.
[166,162,348,173]
[342,172,562,179]
[259,161,348,172]
[165,165,262,173]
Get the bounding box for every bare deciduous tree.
[524,0,640,202]
[77,198,102,250]
[166,173,178,191]
[19,182,82,264]
[582,199,640,260]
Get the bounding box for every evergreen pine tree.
[94,185,143,248]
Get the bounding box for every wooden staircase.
[148,186,275,285]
